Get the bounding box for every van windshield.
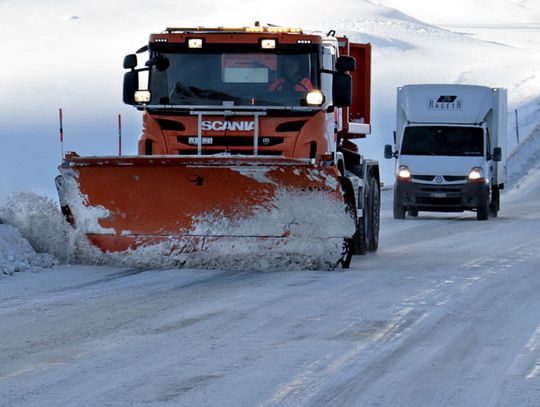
[401,126,484,156]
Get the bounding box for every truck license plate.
[188,137,213,145]
[431,192,447,198]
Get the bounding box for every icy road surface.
[1,177,540,407]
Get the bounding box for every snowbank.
[1,0,540,274]
[0,190,352,273]
[0,223,56,278]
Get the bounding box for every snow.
[0,223,55,277]
[1,1,540,404]
[0,0,539,273]
[2,0,540,197]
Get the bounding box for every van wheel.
[393,203,405,219]
[477,204,489,221]
[489,185,499,218]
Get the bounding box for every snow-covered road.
[1,171,539,406]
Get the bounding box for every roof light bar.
[164,26,303,34]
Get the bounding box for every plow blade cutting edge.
[56,155,356,266]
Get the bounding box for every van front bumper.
[394,181,489,212]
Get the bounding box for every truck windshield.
[147,51,319,107]
[401,126,484,156]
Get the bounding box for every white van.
[385,84,507,220]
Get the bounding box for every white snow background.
[1,0,540,274]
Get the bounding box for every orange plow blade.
[56,155,355,267]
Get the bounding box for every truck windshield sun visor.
[401,126,484,157]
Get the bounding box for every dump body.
[388,84,507,220]
[57,26,380,267]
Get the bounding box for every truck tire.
[477,204,489,221]
[393,203,405,219]
[339,238,353,269]
[340,177,366,257]
[367,176,380,252]
[408,209,418,217]
[353,210,368,255]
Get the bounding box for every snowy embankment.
[1,0,540,275]
[0,223,55,277]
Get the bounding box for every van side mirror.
[123,71,139,105]
[336,56,356,72]
[492,147,502,162]
[384,144,395,159]
[332,72,352,107]
[123,54,137,70]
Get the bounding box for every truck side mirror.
[123,71,139,105]
[332,73,352,107]
[336,56,356,72]
[492,147,502,162]
[123,54,137,70]
[384,144,395,159]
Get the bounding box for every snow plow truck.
[55,25,380,268]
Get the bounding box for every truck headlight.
[467,167,485,184]
[397,165,411,182]
[188,38,203,49]
[134,90,151,104]
[306,90,324,106]
[260,39,276,49]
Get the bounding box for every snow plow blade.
[56,154,355,264]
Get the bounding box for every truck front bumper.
[394,181,489,212]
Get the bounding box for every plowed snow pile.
[0,192,350,273]
[0,223,55,278]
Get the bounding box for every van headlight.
[397,165,412,182]
[467,167,485,184]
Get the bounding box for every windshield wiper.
[170,83,242,104]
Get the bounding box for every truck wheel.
[341,177,366,256]
[393,203,405,219]
[477,204,489,221]
[352,184,368,255]
[408,209,418,217]
[367,176,380,252]
[353,212,368,255]
[339,238,353,269]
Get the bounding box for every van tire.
[394,203,405,219]
[477,204,489,221]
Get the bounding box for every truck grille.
[177,150,283,156]
[177,136,284,147]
